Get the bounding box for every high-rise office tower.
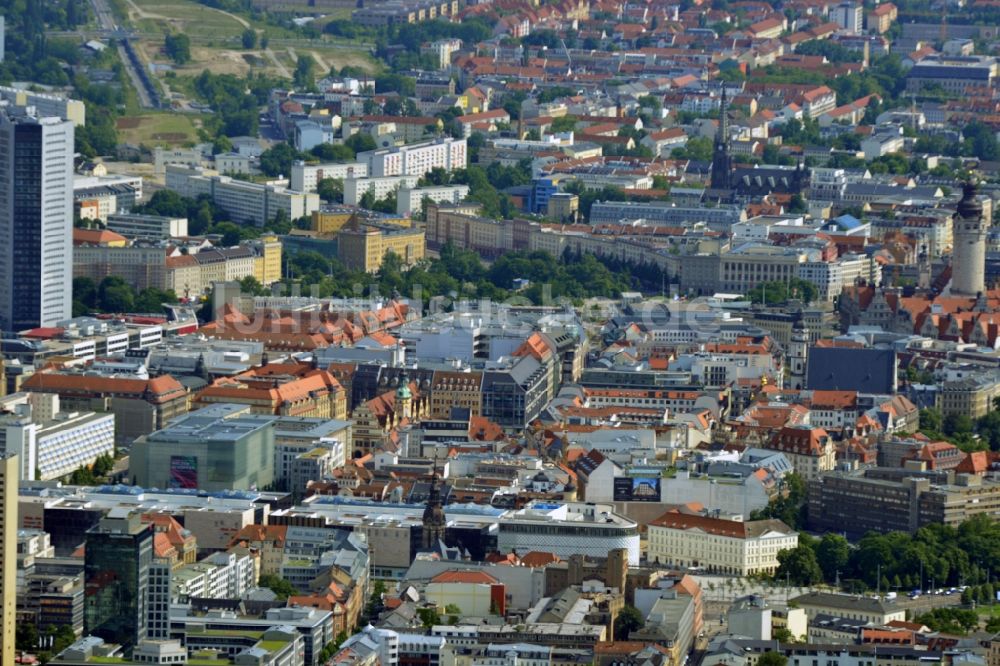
[84,511,153,655]
[0,105,74,332]
[0,451,18,664]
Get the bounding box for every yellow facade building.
[312,208,409,234]
[338,224,425,273]
[252,235,283,285]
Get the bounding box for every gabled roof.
[22,373,187,403]
[73,228,128,245]
[229,524,287,548]
[520,551,562,567]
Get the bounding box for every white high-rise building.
[0,106,74,332]
[833,1,864,34]
[357,137,467,178]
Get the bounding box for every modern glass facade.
[84,515,153,654]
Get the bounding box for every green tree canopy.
[758,652,789,666]
[614,605,644,639]
[164,33,191,64]
[777,543,823,586]
[258,574,298,601]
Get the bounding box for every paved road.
[89,0,158,108]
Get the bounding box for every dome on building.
[958,180,983,220]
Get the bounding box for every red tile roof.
[430,570,499,584]
[22,373,187,403]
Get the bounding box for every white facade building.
[648,513,798,576]
[833,1,863,34]
[171,550,256,602]
[106,213,188,240]
[497,501,641,565]
[290,161,368,193]
[357,138,467,178]
[166,165,320,225]
[396,185,470,216]
[343,175,421,206]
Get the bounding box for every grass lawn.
[978,603,1000,617]
[130,0,302,41]
[131,0,256,40]
[116,112,202,147]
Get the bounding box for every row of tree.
[918,404,1000,452]
[67,453,116,485]
[776,515,1000,592]
[0,0,88,87]
[278,242,669,308]
[746,278,818,306]
[73,276,179,317]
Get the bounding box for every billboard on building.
[169,455,198,489]
[613,477,661,502]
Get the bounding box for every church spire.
[710,86,734,190]
[718,85,730,146]
[421,466,446,550]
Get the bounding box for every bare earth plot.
[115,113,202,147]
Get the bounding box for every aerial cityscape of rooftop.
[3,0,1000,664]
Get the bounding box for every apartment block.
[356,137,467,178]
[73,243,166,292]
[166,165,320,226]
[76,236,282,298]
[105,213,188,240]
[396,184,470,216]
[426,211,515,258]
[343,175,421,206]
[352,0,460,27]
[290,161,368,193]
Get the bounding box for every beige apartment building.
[766,426,837,482]
[428,371,483,420]
[936,375,1000,419]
